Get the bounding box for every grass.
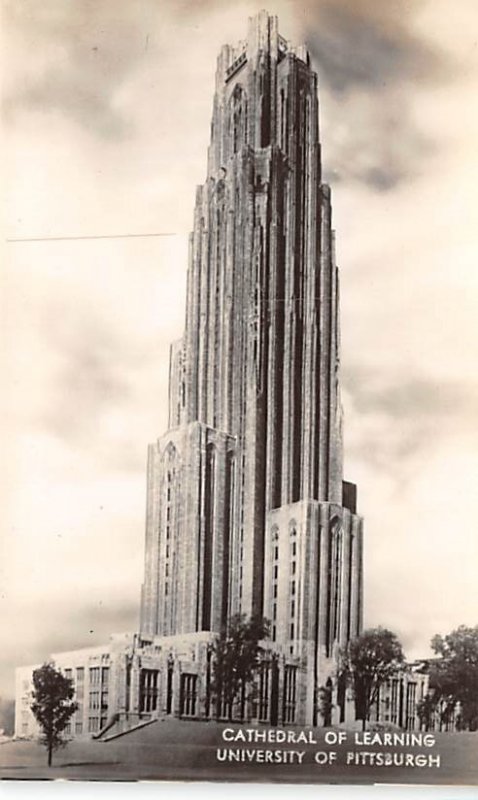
[1,721,477,785]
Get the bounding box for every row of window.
[61,664,299,731]
[270,527,299,649]
[209,663,298,725]
[63,718,107,736]
[63,666,109,685]
[161,462,176,634]
[271,535,279,642]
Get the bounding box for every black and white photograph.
[1,0,478,789]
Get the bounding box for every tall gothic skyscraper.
[140,11,363,719]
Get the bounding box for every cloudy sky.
[2,0,477,700]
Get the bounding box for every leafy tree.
[417,691,437,732]
[430,625,478,731]
[317,683,333,727]
[0,697,15,736]
[210,613,270,721]
[31,662,78,766]
[345,627,404,731]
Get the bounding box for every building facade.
[15,635,132,740]
[15,637,442,740]
[368,662,430,731]
[139,10,364,727]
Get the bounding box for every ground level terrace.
[1,721,476,784]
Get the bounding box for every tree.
[31,662,78,766]
[430,625,478,731]
[210,613,270,721]
[317,683,333,727]
[346,627,404,731]
[0,697,15,736]
[417,691,437,732]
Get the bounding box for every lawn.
[1,722,477,785]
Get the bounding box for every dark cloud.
[32,299,163,472]
[0,599,139,698]
[10,79,132,140]
[361,166,410,193]
[3,0,158,137]
[66,600,140,642]
[41,313,132,439]
[343,368,478,475]
[22,290,172,476]
[4,0,453,187]
[322,118,431,192]
[304,0,446,93]
[169,0,449,89]
[344,369,478,420]
[304,0,451,190]
[170,0,451,191]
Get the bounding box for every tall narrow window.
[223,451,234,625]
[166,657,174,715]
[231,85,247,154]
[162,443,179,635]
[406,683,417,731]
[289,526,298,646]
[283,666,298,723]
[326,520,342,655]
[140,669,159,713]
[202,443,215,630]
[180,674,198,718]
[270,527,279,642]
[333,525,343,641]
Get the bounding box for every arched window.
[230,84,247,155]
[333,525,343,641]
[327,519,343,652]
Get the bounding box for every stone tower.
[140,11,363,723]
